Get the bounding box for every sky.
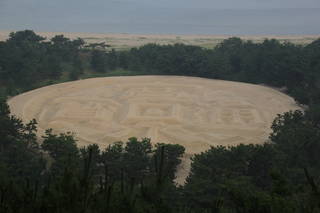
[1,0,320,10]
[0,0,319,34]
[140,0,320,9]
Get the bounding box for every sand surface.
[0,31,319,50]
[8,76,300,183]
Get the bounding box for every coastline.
[1,30,319,50]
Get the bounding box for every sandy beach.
[0,31,319,50]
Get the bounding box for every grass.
[80,69,143,79]
[19,69,142,96]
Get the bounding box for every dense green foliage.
[1,31,320,106]
[89,38,320,105]
[185,111,320,212]
[0,99,185,212]
[1,30,320,212]
[0,30,85,95]
[1,101,320,212]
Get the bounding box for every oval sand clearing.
[9,76,299,153]
[9,76,301,184]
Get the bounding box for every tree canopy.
[1,30,320,212]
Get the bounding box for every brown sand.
[8,76,300,183]
[0,31,319,50]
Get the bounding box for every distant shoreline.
[1,30,319,50]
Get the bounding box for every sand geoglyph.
[8,76,300,182]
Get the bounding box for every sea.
[0,0,320,35]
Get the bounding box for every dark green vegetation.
[0,99,185,213]
[1,30,320,212]
[1,30,320,106]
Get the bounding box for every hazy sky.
[133,0,320,9]
[1,0,320,9]
[1,0,320,34]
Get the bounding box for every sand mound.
[8,76,300,182]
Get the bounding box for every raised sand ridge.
[8,76,300,183]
